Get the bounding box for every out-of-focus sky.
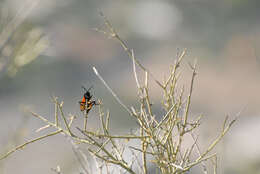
[0,0,260,173]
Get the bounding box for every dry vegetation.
[0,13,238,174]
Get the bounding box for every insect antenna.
[81,85,93,92]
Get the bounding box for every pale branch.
[55,98,74,136]
[0,130,62,160]
[212,155,217,174]
[105,110,110,133]
[50,95,59,127]
[77,128,148,140]
[183,60,197,127]
[164,49,186,88]
[88,148,135,174]
[198,116,237,161]
[155,103,177,129]
[29,110,70,135]
[93,67,132,116]
[190,133,208,174]
[35,124,50,132]
[84,111,89,132]
[129,146,155,155]
[184,153,217,172]
[98,12,164,89]
[131,49,141,90]
[78,126,135,174]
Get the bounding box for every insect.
[79,86,98,113]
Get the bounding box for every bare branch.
[93,67,132,116]
[98,12,164,88]
[0,130,62,160]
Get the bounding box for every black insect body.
[79,86,98,113]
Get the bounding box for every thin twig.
[141,127,147,174]
[78,126,135,174]
[190,133,208,174]
[131,49,141,90]
[53,98,74,136]
[155,103,176,129]
[183,59,197,127]
[84,111,89,132]
[212,155,217,174]
[105,110,110,132]
[30,111,64,131]
[93,67,132,116]
[54,97,59,126]
[35,124,50,132]
[184,116,237,172]
[78,128,148,140]
[164,49,186,88]
[97,12,164,88]
[184,153,217,172]
[0,130,62,160]
[129,149,143,173]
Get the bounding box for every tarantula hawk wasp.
[79,86,98,114]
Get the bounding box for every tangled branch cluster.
[0,13,238,174]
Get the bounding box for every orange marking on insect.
[79,86,98,113]
[81,96,86,103]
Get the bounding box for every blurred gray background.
[0,0,260,173]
